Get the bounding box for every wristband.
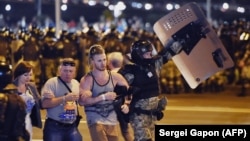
[101,94,106,101]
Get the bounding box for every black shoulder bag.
[58,76,82,127]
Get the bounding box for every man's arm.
[113,72,130,88]
[41,80,79,108]
[41,80,64,108]
[42,91,79,109]
[42,95,64,108]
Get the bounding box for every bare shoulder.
[110,71,124,79]
[80,74,93,88]
[110,71,128,86]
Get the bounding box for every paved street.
[33,85,250,141]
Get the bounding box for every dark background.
[0,0,250,26]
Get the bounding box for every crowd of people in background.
[0,15,250,141]
[0,17,250,96]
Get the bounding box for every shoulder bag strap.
[57,76,80,116]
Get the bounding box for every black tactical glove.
[157,96,168,111]
[156,96,168,121]
[159,38,184,60]
[156,111,164,121]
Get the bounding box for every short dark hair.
[13,61,33,81]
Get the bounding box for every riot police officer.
[118,39,182,141]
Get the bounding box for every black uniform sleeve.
[158,39,183,63]
[118,64,135,85]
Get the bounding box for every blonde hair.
[107,52,124,68]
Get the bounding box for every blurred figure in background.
[0,27,12,64]
[107,52,124,72]
[238,55,250,96]
[40,27,60,83]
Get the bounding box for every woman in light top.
[13,61,53,140]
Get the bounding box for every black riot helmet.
[131,40,156,65]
